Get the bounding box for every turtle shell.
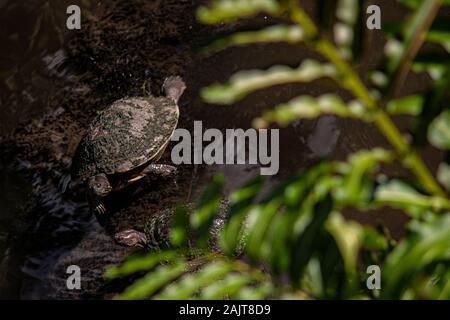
[72,96,179,181]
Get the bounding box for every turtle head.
[88,174,112,197]
[115,230,148,248]
[162,76,186,103]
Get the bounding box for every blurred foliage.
[109,0,450,299]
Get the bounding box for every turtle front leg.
[141,164,177,177]
[125,164,177,185]
[88,174,113,215]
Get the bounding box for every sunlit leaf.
[428,110,450,150]
[334,0,362,60]
[325,212,363,272]
[197,0,281,24]
[387,95,423,116]
[199,273,251,299]
[334,148,393,208]
[245,201,281,262]
[374,179,450,218]
[253,94,366,128]
[412,61,448,80]
[155,261,232,299]
[437,162,450,191]
[369,71,389,87]
[336,0,358,26]
[116,261,187,300]
[105,251,178,279]
[361,226,389,251]
[232,282,273,299]
[203,25,304,54]
[201,60,338,104]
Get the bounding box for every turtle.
[71,76,186,215]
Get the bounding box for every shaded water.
[0,0,442,299]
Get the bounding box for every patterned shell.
[72,96,179,181]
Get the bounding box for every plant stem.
[384,0,441,101]
[288,1,445,196]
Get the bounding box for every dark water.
[0,0,99,298]
[0,0,442,299]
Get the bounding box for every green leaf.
[304,257,325,297]
[387,95,424,116]
[361,226,389,251]
[374,179,450,218]
[412,61,448,80]
[201,60,338,105]
[265,163,334,274]
[412,65,449,145]
[427,20,450,53]
[203,25,304,54]
[245,201,281,262]
[104,251,178,279]
[325,212,363,272]
[220,176,264,255]
[265,212,293,274]
[191,174,224,247]
[385,17,450,53]
[437,162,450,191]
[199,273,251,299]
[232,282,273,299]
[334,148,393,208]
[197,0,281,25]
[116,261,186,300]
[290,194,334,285]
[336,0,359,26]
[384,0,442,93]
[170,204,190,247]
[428,110,450,150]
[399,0,450,9]
[155,261,232,299]
[313,235,348,299]
[382,213,450,299]
[253,94,365,128]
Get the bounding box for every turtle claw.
[95,202,107,215]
